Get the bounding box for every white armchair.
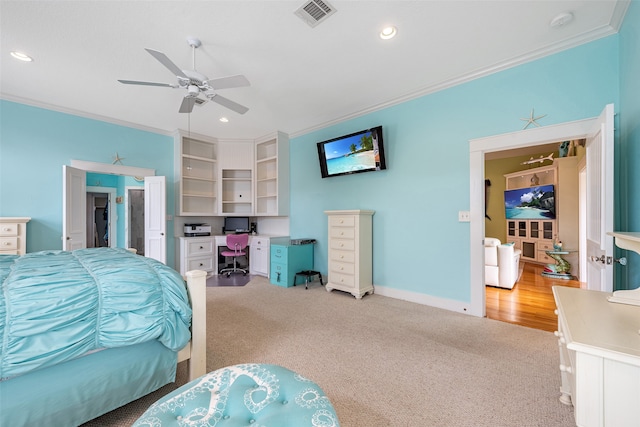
[485,237,522,289]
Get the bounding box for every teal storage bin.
[270,241,314,287]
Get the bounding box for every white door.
[144,176,166,263]
[62,165,86,250]
[585,104,615,292]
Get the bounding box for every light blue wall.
[1,11,637,294]
[291,34,623,301]
[0,102,176,266]
[619,0,640,289]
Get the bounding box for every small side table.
[542,250,574,280]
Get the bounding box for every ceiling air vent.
[295,0,336,28]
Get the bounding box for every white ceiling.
[0,1,628,140]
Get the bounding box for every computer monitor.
[224,217,250,233]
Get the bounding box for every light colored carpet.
[85,276,575,426]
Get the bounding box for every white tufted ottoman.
[133,363,340,427]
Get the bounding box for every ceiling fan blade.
[208,94,249,115]
[145,48,188,79]
[118,79,176,87]
[179,97,197,114]
[206,75,250,90]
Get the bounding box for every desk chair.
[220,233,249,277]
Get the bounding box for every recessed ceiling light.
[380,26,397,40]
[10,51,33,62]
[550,12,574,29]
[219,117,229,123]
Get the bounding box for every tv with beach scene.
[317,126,386,178]
[504,184,556,219]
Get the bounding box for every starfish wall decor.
[520,108,547,130]
[112,152,125,165]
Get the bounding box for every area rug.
[206,274,253,287]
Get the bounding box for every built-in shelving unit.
[221,169,253,214]
[175,132,218,216]
[504,164,558,265]
[255,131,289,216]
[174,131,290,218]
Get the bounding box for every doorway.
[469,110,613,317]
[86,187,116,248]
[127,188,145,256]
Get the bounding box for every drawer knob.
[199,263,204,266]
[199,246,204,249]
[3,242,9,246]
[2,227,9,231]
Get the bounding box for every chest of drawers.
[179,237,215,276]
[0,217,31,255]
[324,210,374,299]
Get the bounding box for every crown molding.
[290,20,624,139]
[0,94,172,136]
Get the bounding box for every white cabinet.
[178,237,215,276]
[553,286,640,427]
[174,132,217,216]
[0,217,30,255]
[325,210,374,299]
[249,236,270,277]
[218,140,254,215]
[506,219,556,263]
[504,164,559,265]
[255,132,289,216]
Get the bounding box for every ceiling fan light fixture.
[187,85,199,97]
[10,51,33,62]
[380,26,397,40]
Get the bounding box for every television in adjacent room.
[504,185,556,219]
[316,125,386,178]
[223,216,250,233]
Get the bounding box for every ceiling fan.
[118,38,249,115]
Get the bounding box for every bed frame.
[178,269,208,381]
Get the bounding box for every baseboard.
[373,285,473,315]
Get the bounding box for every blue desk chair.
[220,233,249,277]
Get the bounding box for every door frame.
[468,116,598,317]
[125,186,145,253]
[87,186,117,248]
[67,160,156,253]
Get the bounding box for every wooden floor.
[486,262,583,332]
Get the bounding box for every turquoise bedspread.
[0,248,192,379]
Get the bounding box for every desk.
[553,286,640,426]
[213,235,285,277]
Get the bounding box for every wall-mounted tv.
[504,185,556,219]
[316,126,386,178]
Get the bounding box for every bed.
[0,247,207,426]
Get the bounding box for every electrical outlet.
[458,211,470,222]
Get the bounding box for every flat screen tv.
[504,185,556,219]
[316,126,386,178]
[224,216,250,233]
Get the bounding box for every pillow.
[502,242,515,246]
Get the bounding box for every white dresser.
[0,217,31,255]
[178,236,215,276]
[324,210,374,299]
[553,285,640,427]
